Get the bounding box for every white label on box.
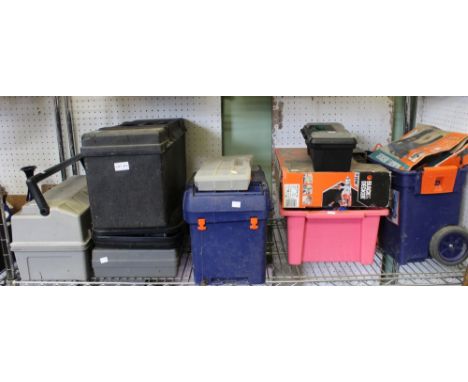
[327,211,336,215]
[284,184,300,208]
[100,257,109,264]
[114,162,130,172]
[232,201,241,208]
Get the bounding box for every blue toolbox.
[377,165,467,265]
[183,167,270,285]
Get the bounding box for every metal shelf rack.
[269,219,466,285]
[7,219,467,286]
[0,271,6,286]
[2,97,466,286]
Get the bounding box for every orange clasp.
[250,217,259,230]
[197,218,207,231]
[420,166,457,195]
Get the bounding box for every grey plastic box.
[13,243,92,281]
[194,156,252,191]
[10,176,92,281]
[92,247,180,278]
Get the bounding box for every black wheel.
[429,226,468,266]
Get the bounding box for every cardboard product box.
[274,148,391,209]
[369,124,468,171]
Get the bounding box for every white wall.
[273,96,394,149]
[0,97,222,194]
[0,97,61,194]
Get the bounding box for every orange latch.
[420,166,458,195]
[197,218,207,231]
[250,217,259,230]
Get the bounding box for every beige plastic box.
[194,156,252,191]
[10,176,92,281]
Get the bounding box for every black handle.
[26,154,83,216]
[20,166,37,201]
[120,119,185,141]
[300,125,310,141]
[120,119,175,126]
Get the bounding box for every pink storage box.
[279,207,388,265]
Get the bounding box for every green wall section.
[392,96,405,140]
[222,96,273,187]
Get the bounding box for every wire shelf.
[393,258,466,285]
[266,219,385,286]
[0,270,6,286]
[8,219,467,286]
[266,219,466,286]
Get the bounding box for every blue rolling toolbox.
[378,165,468,265]
[183,167,270,285]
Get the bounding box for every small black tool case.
[301,123,357,171]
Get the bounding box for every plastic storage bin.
[92,247,180,278]
[81,119,186,236]
[301,123,357,171]
[10,176,92,281]
[280,206,388,265]
[377,165,467,265]
[183,168,270,285]
[194,156,252,191]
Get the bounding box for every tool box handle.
[115,119,186,140]
[120,119,177,126]
[26,154,84,216]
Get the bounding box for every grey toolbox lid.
[194,155,252,191]
[10,175,92,250]
[301,123,357,145]
[81,119,186,156]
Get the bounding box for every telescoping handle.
[26,154,84,216]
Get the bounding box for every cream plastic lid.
[194,155,252,191]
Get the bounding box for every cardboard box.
[369,124,468,171]
[274,148,391,209]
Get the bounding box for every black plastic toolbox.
[81,119,186,236]
[301,123,357,171]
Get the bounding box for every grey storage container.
[92,247,180,278]
[10,176,92,281]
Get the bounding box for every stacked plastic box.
[184,158,270,285]
[11,176,92,281]
[301,123,357,172]
[81,119,187,278]
[276,123,390,265]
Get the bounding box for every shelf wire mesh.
[9,219,467,286]
[0,270,6,286]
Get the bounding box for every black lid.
[301,123,357,146]
[81,119,186,156]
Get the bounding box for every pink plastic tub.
[279,207,389,265]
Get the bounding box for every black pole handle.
[26,154,83,216]
[20,165,37,201]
